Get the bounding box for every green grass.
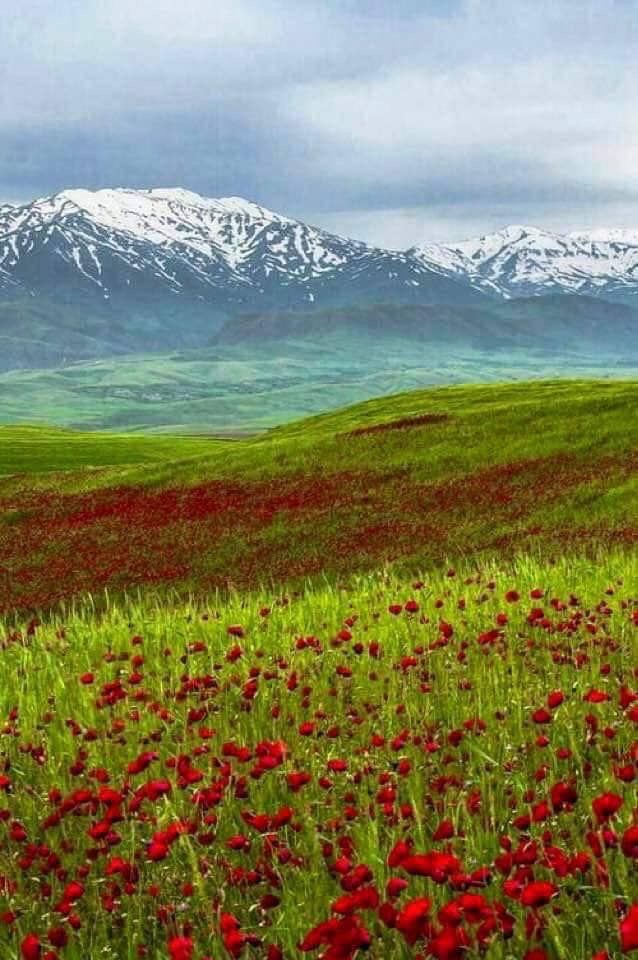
[5,377,637,486]
[1,379,636,614]
[1,380,637,957]
[0,340,633,433]
[0,552,636,959]
[0,424,219,476]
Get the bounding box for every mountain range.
[0,187,638,373]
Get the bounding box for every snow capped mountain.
[1,188,638,375]
[3,189,638,310]
[0,187,478,310]
[413,224,638,302]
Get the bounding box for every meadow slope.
[0,379,636,615]
[1,379,637,960]
[0,425,216,477]
[0,340,634,434]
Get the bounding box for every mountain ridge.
[4,187,638,308]
[0,186,479,307]
[413,223,638,302]
[1,187,638,375]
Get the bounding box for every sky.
[1,0,638,248]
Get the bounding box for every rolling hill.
[214,295,638,353]
[0,333,634,434]
[1,379,636,614]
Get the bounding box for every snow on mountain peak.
[142,189,286,222]
[0,186,397,302]
[23,187,302,273]
[3,187,638,308]
[413,223,638,299]
[568,227,638,246]
[56,187,285,225]
[451,224,562,259]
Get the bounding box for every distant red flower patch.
[345,413,451,437]
[1,449,637,614]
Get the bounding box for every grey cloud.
[1,0,637,245]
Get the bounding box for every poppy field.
[0,553,637,960]
[1,380,638,616]
[1,378,637,959]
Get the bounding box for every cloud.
[1,0,637,245]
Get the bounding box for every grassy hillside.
[1,381,637,958]
[1,379,636,613]
[0,340,634,434]
[0,292,228,373]
[0,553,636,959]
[0,425,217,476]
[216,295,638,352]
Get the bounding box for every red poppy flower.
[433,819,455,841]
[550,780,578,812]
[327,758,347,773]
[386,877,408,898]
[620,904,638,952]
[395,897,431,945]
[532,708,552,724]
[332,885,379,915]
[21,935,41,960]
[583,689,610,703]
[520,881,558,908]
[168,936,194,960]
[430,925,470,960]
[622,826,638,860]
[48,928,68,948]
[387,839,412,867]
[592,792,623,822]
[402,851,460,881]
